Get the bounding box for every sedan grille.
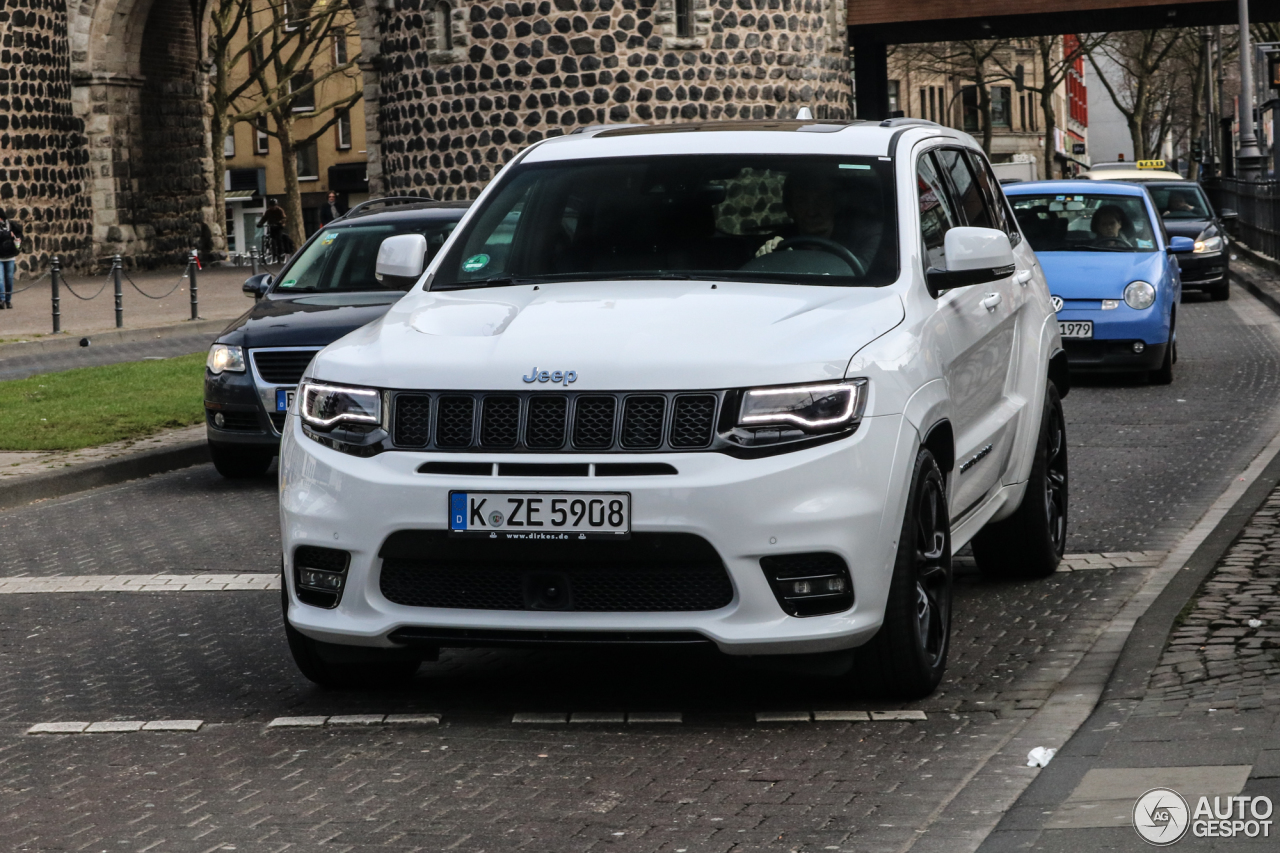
[251,349,320,385]
[388,391,721,453]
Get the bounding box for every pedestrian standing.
[319,191,348,225]
[0,208,21,309]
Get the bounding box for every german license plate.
[276,388,296,412]
[1059,321,1093,339]
[449,492,630,540]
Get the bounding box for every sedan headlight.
[1193,236,1224,254]
[299,381,381,430]
[1124,280,1157,310]
[206,344,245,374]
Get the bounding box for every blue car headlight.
[1124,280,1156,310]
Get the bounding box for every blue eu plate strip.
[450,493,468,531]
[276,389,289,412]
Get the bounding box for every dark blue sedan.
[1005,180,1194,384]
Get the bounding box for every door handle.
[981,292,1002,311]
[1014,269,1034,286]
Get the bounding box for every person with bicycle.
[257,198,290,262]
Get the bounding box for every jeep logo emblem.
[522,367,578,386]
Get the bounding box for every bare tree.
[994,34,1105,180]
[898,40,1011,155]
[238,0,363,249]
[1087,30,1185,161]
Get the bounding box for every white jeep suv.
[278,119,1070,698]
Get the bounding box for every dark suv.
[204,198,469,477]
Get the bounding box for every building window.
[675,0,691,38]
[432,1,453,52]
[291,70,315,112]
[224,130,235,158]
[296,141,319,180]
[961,86,979,133]
[928,87,936,123]
[226,205,236,252]
[255,116,269,154]
[991,86,1011,128]
[887,80,900,116]
[919,87,926,119]
[336,109,352,150]
[332,28,348,65]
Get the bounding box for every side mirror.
[243,273,272,299]
[376,234,429,281]
[1168,236,1196,254]
[1220,209,1238,222]
[926,227,1016,298]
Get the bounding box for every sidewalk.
[0,262,279,340]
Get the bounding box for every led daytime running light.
[740,382,864,429]
[300,381,381,428]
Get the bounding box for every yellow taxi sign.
[1136,159,1167,170]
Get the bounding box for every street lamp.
[1235,0,1266,178]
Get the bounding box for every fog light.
[214,412,225,428]
[299,569,344,591]
[1132,342,1145,353]
[760,553,855,617]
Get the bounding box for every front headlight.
[1193,236,1224,254]
[207,344,245,374]
[729,380,868,449]
[1124,280,1157,310]
[299,381,381,430]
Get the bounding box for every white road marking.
[142,720,203,731]
[267,716,328,728]
[0,574,278,594]
[85,721,145,733]
[27,722,89,734]
[570,712,625,723]
[626,712,682,723]
[27,720,205,734]
[814,710,871,721]
[870,710,928,721]
[512,712,569,724]
[328,714,386,725]
[756,711,812,722]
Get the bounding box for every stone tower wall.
[0,0,94,275]
[375,0,851,200]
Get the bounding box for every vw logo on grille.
[1051,295,1064,313]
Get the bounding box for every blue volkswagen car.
[1004,181,1194,384]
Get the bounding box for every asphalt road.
[2,282,1279,852]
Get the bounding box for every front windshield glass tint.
[432,155,899,288]
[274,220,459,292]
[1009,194,1158,253]
[1148,185,1212,220]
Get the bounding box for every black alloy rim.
[1045,406,1068,554]
[914,474,951,668]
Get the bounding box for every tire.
[209,442,275,479]
[281,579,421,689]
[853,449,952,700]
[1210,280,1230,301]
[972,382,1068,579]
[1149,339,1174,385]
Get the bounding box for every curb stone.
[0,440,210,511]
[0,318,230,359]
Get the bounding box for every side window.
[965,150,1022,246]
[936,148,995,229]
[917,151,959,271]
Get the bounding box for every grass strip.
[0,352,205,452]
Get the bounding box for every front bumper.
[1057,304,1170,372]
[278,410,914,656]
[1177,252,1228,288]
[204,368,286,450]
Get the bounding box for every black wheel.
[973,382,1068,579]
[1210,280,1230,301]
[281,578,421,689]
[209,442,275,479]
[853,449,952,699]
[1149,340,1174,385]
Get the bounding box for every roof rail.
[343,195,436,219]
[570,123,649,135]
[879,117,941,129]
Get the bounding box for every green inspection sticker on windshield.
[283,279,297,285]
[462,253,490,273]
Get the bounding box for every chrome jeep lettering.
[522,368,578,386]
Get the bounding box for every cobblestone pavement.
[1,282,1279,851]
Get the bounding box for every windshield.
[1009,193,1159,253]
[432,155,899,289]
[274,220,460,293]
[1148,185,1212,220]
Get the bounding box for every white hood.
[311,280,904,391]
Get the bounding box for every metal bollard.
[250,247,260,277]
[188,250,200,320]
[112,254,123,328]
[50,256,62,335]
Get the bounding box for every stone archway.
[70,0,217,266]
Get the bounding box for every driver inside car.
[755,170,865,265]
[1091,204,1133,248]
